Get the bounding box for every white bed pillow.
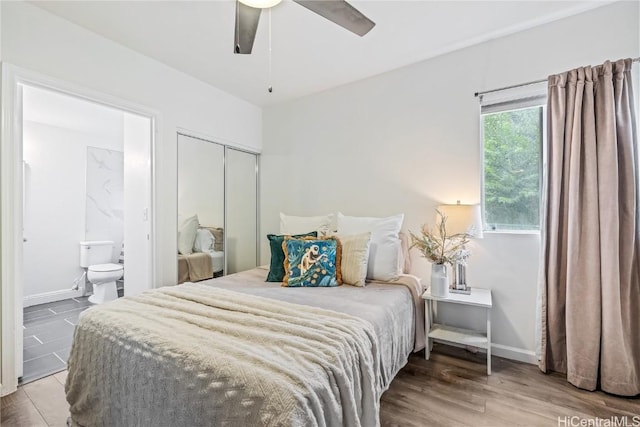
[335,232,371,287]
[193,228,215,253]
[178,214,199,255]
[337,213,404,281]
[279,213,334,236]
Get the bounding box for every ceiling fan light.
[239,0,282,8]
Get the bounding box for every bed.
[65,266,424,427]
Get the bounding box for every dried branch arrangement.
[409,210,470,265]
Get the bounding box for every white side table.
[422,287,493,375]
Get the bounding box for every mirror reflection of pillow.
[201,227,224,252]
[193,229,215,253]
[178,214,199,255]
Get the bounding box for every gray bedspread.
[66,267,422,427]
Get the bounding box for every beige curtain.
[540,58,640,396]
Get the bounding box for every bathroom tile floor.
[21,297,93,385]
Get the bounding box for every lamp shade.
[436,203,483,238]
[239,0,282,8]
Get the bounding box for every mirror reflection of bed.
[177,219,224,284]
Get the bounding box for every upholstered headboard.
[399,231,411,274]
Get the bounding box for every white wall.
[1,1,262,286]
[22,120,123,302]
[261,1,640,362]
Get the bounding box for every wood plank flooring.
[381,344,639,426]
[2,344,638,426]
[1,371,68,427]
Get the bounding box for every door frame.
[0,63,160,396]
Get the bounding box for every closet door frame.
[176,130,260,278]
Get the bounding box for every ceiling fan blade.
[234,0,262,54]
[293,0,375,37]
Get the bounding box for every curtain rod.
[474,57,640,97]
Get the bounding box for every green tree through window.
[483,106,542,230]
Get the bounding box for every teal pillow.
[282,237,342,287]
[266,231,317,282]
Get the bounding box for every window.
[480,84,546,232]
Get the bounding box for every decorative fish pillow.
[282,237,342,287]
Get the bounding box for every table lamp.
[436,201,483,294]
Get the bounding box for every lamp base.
[450,286,471,295]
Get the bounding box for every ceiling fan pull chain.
[268,8,273,93]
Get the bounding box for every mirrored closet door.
[177,133,259,283]
[226,148,258,274]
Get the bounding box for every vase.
[430,263,449,298]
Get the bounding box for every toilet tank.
[80,241,114,267]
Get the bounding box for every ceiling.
[31,1,610,107]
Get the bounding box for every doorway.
[1,66,156,393]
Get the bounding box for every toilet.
[80,241,124,304]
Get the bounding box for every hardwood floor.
[1,370,68,427]
[2,344,638,426]
[381,344,639,426]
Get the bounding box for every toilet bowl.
[87,263,123,304]
[80,241,123,304]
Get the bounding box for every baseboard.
[1,381,17,397]
[492,343,537,365]
[23,288,84,307]
[433,340,538,365]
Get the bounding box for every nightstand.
[422,287,493,375]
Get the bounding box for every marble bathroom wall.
[85,147,124,262]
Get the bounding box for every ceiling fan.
[234,0,376,54]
